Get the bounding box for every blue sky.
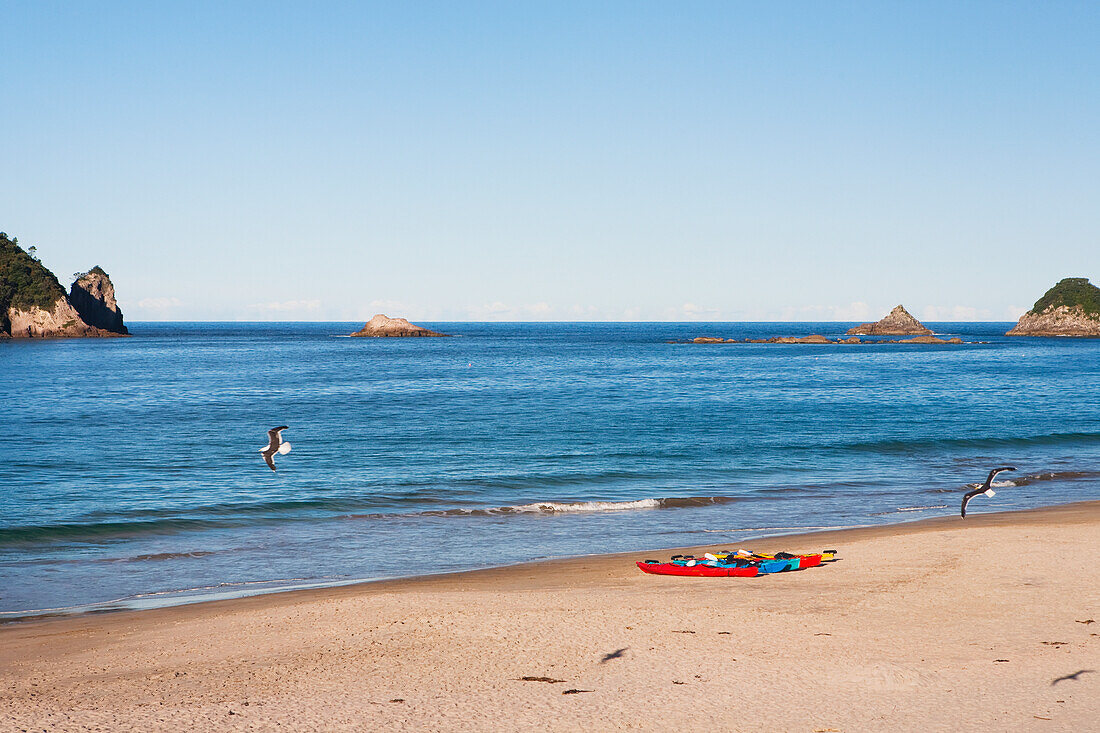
[1,1,1097,321]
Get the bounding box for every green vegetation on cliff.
[1030,277,1100,316]
[74,265,108,281]
[0,232,67,332]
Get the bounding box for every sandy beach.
[2,502,1098,732]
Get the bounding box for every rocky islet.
[1007,278,1100,337]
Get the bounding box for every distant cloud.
[465,301,556,320]
[759,302,873,322]
[569,304,601,319]
[919,305,992,321]
[675,302,722,320]
[367,299,408,314]
[827,302,873,322]
[246,299,322,313]
[136,297,183,310]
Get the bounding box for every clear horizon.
[2,2,1097,322]
[119,317,1025,324]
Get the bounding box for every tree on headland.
[0,232,68,332]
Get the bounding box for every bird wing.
[966,466,1017,516]
[961,488,984,518]
[261,449,277,471]
[266,426,289,450]
[983,466,1017,489]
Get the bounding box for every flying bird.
[260,426,291,471]
[961,466,1016,517]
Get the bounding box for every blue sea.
[2,322,1098,617]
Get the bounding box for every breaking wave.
[0,495,744,546]
[352,495,742,519]
[871,505,949,515]
[4,469,1094,549]
[95,550,218,563]
[932,470,1100,493]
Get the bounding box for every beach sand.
[2,502,1098,732]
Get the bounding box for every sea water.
[1,322,1098,616]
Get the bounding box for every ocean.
[2,322,1098,617]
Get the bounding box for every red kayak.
[636,561,760,577]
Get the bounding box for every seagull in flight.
[260,426,291,471]
[961,466,1016,517]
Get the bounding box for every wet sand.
[3,501,1099,731]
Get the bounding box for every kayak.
[636,549,836,577]
[636,560,759,577]
[757,557,799,573]
[715,551,832,565]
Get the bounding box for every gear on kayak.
[637,549,838,577]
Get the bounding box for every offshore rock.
[69,266,128,334]
[1006,278,1100,337]
[897,335,949,344]
[743,334,833,344]
[350,314,449,337]
[846,305,933,336]
[734,334,969,345]
[768,334,832,344]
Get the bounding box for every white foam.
[508,498,661,514]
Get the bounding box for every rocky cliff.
[1007,278,1100,337]
[350,314,449,337]
[846,305,933,336]
[7,296,106,338]
[69,266,128,334]
[1,232,125,338]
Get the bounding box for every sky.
[1,1,1097,322]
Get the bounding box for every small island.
[1006,277,1100,337]
[1,233,129,338]
[689,334,963,345]
[846,305,932,336]
[350,313,449,338]
[688,305,961,345]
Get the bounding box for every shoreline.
[3,499,1097,730]
[4,498,1096,628]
